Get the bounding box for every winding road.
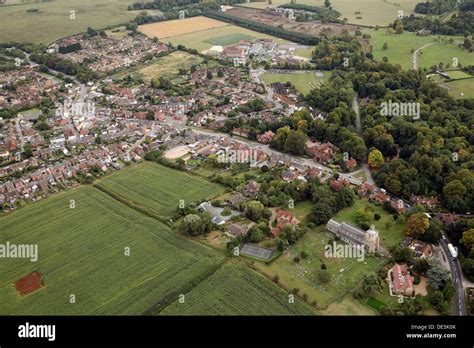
[412,43,436,70]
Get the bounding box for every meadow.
[238,0,419,26]
[262,70,331,95]
[0,0,135,44]
[0,186,223,315]
[366,29,467,70]
[445,78,474,99]
[123,51,204,81]
[96,162,224,220]
[161,262,316,315]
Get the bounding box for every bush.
[374,213,381,220]
[293,256,301,263]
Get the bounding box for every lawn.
[262,71,331,95]
[96,162,224,220]
[165,24,291,53]
[418,43,474,70]
[161,262,316,315]
[126,51,204,81]
[333,198,405,249]
[253,227,381,309]
[0,0,135,44]
[445,78,474,99]
[365,29,466,70]
[445,70,473,80]
[0,186,223,315]
[238,0,419,26]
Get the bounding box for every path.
[412,43,436,70]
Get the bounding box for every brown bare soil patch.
[15,271,44,296]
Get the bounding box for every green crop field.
[0,186,223,315]
[205,33,255,46]
[239,0,419,26]
[262,71,331,95]
[365,29,467,70]
[166,25,291,53]
[0,0,135,44]
[96,162,224,219]
[161,262,316,315]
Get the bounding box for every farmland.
[165,24,291,53]
[366,29,467,70]
[96,162,224,220]
[138,16,228,39]
[205,33,255,46]
[262,70,331,95]
[161,262,316,315]
[0,186,223,315]
[238,0,419,26]
[0,0,135,44]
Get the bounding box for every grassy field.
[333,198,405,249]
[445,78,474,99]
[418,43,474,70]
[0,186,223,315]
[126,51,204,81]
[138,16,228,39]
[0,0,135,44]
[366,29,467,70]
[161,262,316,315]
[445,70,473,79]
[238,0,419,26]
[165,24,291,53]
[205,33,255,46]
[97,162,224,219]
[262,70,331,95]
[253,227,381,309]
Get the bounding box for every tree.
[206,70,213,80]
[392,246,414,264]
[245,200,265,221]
[404,213,429,238]
[426,259,450,290]
[284,130,307,155]
[316,268,331,284]
[368,149,384,168]
[355,208,372,229]
[382,42,389,50]
[460,229,474,254]
[324,0,331,8]
[179,213,213,237]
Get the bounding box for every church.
[325,219,380,253]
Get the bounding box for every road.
[15,115,25,152]
[439,234,467,316]
[412,43,436,70]
[352,95,374,185]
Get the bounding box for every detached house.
[389,264,414,297]
[271,209,298,237]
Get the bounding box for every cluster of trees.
[414,0,458,15]
[280,3,342,23]
[270,126,308,156]
[308,182,356,225]
[128,0,244,12]
[203,10,321,45]
[400,11,474,35]
[311,35,364,70]
[30,53,96,83]
[178,212,214,236]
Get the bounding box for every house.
[344,157,357,170]
[227,223,249,238]
[358,182,375,198]
[242,180,259,198]
[410,194,439,210]
[306,141,338,163]
[390,199,406,214]
[271,209,298,237]
[330,178,351,191]
[257,130,275,144]
[389,264,414,297]
[325,219,380,253]
[227,193,245,207]
[408,240,433,259]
